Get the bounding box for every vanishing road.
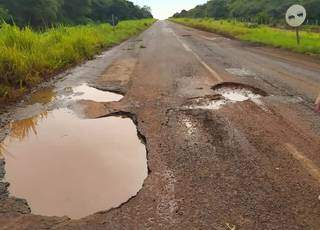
[1,21,320,229]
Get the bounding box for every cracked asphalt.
[1,20,320,229]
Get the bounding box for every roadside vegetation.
[171,18,320,55]
[173,0,319,26]
[0,19,155,101]
[0,0,152,28]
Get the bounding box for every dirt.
[316,94,320,113]
[0,20,320,229]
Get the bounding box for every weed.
[0,19,155,101]
[170,18,320,56]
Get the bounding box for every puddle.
[0,82,146,219]
[215,87,262,102]
[1,108,147,219]
[184,83,267,111]
[186,99,228,110]
[62,83,123,102]
[28,88,56,105]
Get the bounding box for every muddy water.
[63,83,123,102]
[185,85,264,111]
[215,87,262,102]
[0,85,147,219]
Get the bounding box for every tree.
[0,0,63,27]
[0,0,153,27]
[173,0,320,25]
[90,0,152,24]
[61,0,92,24]
[141,6,152,18]
[206,0,229,19]
[0,5,9,21]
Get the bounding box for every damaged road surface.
[1,20,320,229]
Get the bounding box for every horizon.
[132,0,207,20]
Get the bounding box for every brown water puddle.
[62,83,123,102]
[28,88,56,105]
[0,85,147,219]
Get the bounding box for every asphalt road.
[1,20,320,230]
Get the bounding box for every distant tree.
[90,0,152,24]
[173,0,320,25]
[304,0,320,21]
[206,0,229,19]
[0,0,63,27]
[0,5,9,21]
[61,0,92,24]
[0,0,152,27]
[141,6,152,18]
[190,4,207,18]
[178,10,189,18]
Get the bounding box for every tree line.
[0,0,152,27]
[173,0,320,25]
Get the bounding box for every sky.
[132,0,207,20]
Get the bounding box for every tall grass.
[0,19,155,100]
[171,18,320,56]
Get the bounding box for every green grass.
[170,18,320,56]
[0,19,155,101]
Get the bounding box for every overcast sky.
[132,0,207,20]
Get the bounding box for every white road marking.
[285,143,320,184]
[170,29,223,82]
[182,43,192,52]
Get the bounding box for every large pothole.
[184,82,268,110]
[0,84,148,219]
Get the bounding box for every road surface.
[1,20,320,229]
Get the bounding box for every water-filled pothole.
[0,84,147,219]
[184,83,267,110]
[61,83,123,102]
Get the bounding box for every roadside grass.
[303,25,320,33]
[170,18,320,56]
[0,19,155,101]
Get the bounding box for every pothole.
[183,83,268,111]
[0,83,147,219]
[61,83,123,102]
[213,83,265,102]
[212,82,268,97]
[28,87,56,105]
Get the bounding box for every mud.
[183,83,267,111]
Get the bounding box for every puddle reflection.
[1,83,145,219]
[0,143,5,157]
[9,112,48,142]
[2,108,147,219]
[29,88,56,105]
